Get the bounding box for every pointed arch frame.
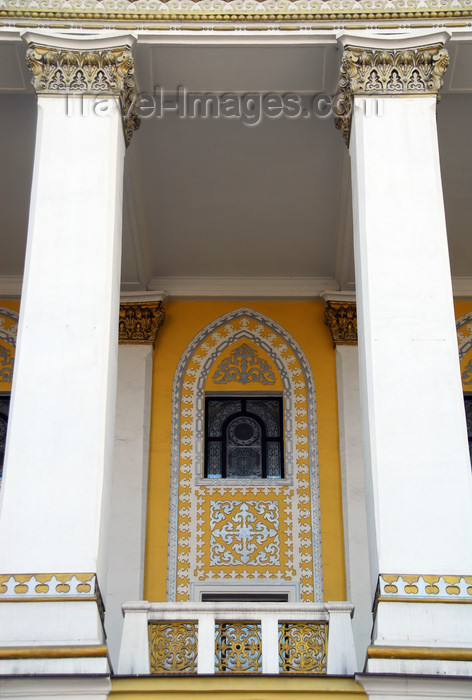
[166,307,323,601]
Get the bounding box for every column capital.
[119,300,165,345]
[324,299,357,347]
[334,34,450,146]
[22,32,140,146]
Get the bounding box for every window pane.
[207,442,222,478]
[208,399,242,437]
[267,442,282,478]
[247,399,280,437]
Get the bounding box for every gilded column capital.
[23,36,140,146]
[324,300,357,347]
[119,301,165,345]
[334,42,449,146]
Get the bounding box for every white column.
[105,295,165,668]
[336,32,472,676]
[0,32,138,676]
[323,295,372,670]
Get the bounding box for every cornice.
[119,300,165,345]
[22,32,140,146]
[334,40,449,146]
[324,299,357,346]
[1,0,472,26]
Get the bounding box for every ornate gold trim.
[368,645,472,661]
[335,43,449,146]
[0,645,107,659]
[0,573,105,621]
[24,42,140,146]
[323,301,357,346]
[375,574,472,603]
[119,301,165,345]
[1,9,472,23]
[377,596,472,604]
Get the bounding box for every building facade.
[0,4,472,698]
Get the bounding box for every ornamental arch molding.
[166,307,323,603]
[0,306,18,385]
[457,312,472,388]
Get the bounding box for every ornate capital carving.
[335,44,449,146]
[119,301,165,345]
[25,43,140,146]
[324,301,357,346]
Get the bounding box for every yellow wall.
[144,302,346,602]
[111,676,366,698]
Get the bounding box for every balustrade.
[117,601,357,676]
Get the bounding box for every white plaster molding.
[0,276,22,298]
[321,290,357,303]
[120,291,166,303]
[453,277,472,299]
[148,276,339,299]
[337,30,452,51]
[0,676,111,697]
[21,30,137,52]
[356,673,472,698]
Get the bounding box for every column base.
[0,574,110,676]
[0,675,111,698]
[366,576,472,677]
[356,673,472,699]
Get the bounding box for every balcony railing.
[117,601,357,676]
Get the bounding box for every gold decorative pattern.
[148,622,198,674]
[24,42,140,146]
[279,622,327,673]
[323,301,357,346]
[215,621,262,673]
[335,44,449,146]
[0,573,105,619]
[119,301,165,345]
[0,572,97,597]
[376,574,472,602]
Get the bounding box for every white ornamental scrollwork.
[210,500,280,566]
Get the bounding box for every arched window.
[204,396,284,479]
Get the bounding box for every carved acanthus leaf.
[324,301,357,346]
[24,43,140,146]
[119,301,165,345]
[334,44,449,146]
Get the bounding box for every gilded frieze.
[0,572,98,597]
[2,0,472,24]
[377,573,472,601]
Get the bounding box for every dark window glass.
[465,395,472,467]
[0,396,10,483]
[204,396,284,479]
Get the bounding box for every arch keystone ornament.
[334,41,449,146]
[24,33,140,146]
